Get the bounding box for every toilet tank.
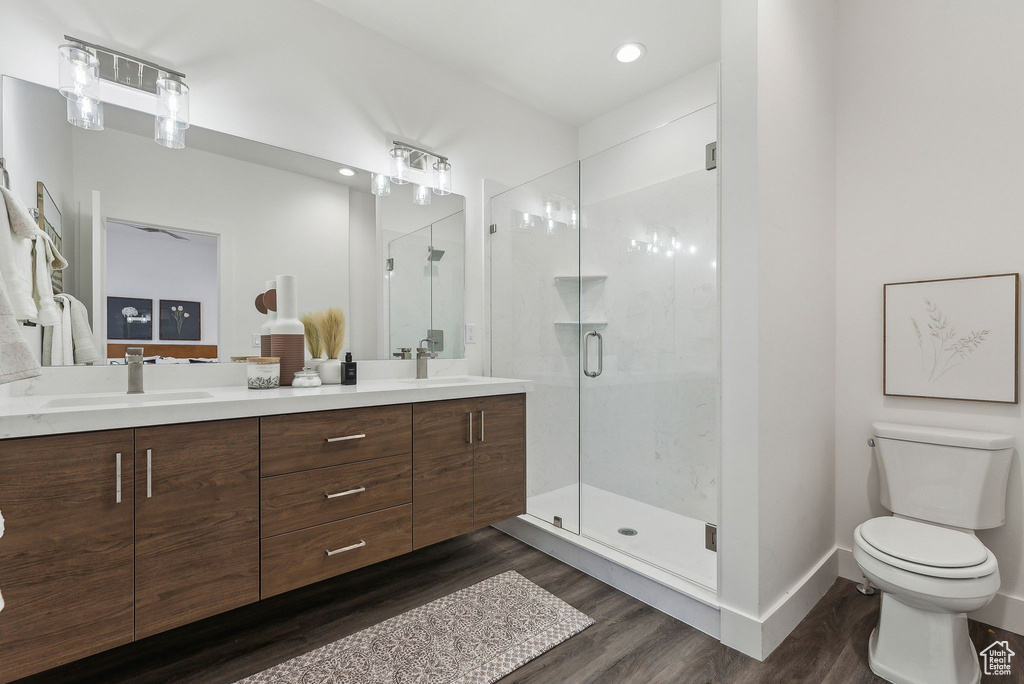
[872,422,1014,529]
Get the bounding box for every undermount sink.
[41,390,215,409]
[398,376,477,386]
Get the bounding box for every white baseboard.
[721,547,839,660]
[837,546,1024,636]
[493,516,721,639]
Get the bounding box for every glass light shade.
[66,96,103,130]
[155,116,185,149]
[58,43,100,102]
[389,146,411,184]
[568,204,579,229]
[156,77,190,128]
[413,183,432,206]
[371,172,391,196]
[432,160,452,195]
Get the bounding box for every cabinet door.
[412,399,477,549]
[0,430,134,683]
[135,419,259,639]
[473,394,527,528]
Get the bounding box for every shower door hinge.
[705,142,717,171]
[385,258,394,272]
[553,516,563,529]
[705,523,718,552]
[489,223,497,234]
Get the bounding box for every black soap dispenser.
[342,352,357,385]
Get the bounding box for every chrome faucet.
[393,347,413,360]
[416,339,437,379]
[126,346,145,394]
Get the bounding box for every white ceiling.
[313,0,721,126]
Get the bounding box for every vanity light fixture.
[371,172,391,196]
[337,167,356,177]
[413,183,432,206]
[57,36,190,147]
[380,140,453,202]
[614,42,647,63]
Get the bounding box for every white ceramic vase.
[317,358,342,385]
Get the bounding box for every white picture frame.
[884,273,1019,403]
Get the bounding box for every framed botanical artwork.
[884,273,1019,403]
[107,296,153,340]
[159,300,202,341]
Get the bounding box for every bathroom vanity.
[0,379,527,682]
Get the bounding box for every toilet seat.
[855,517,997,580]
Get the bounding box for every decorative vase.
[309,357,326,370]
[317,358,342,385]
[270,275,304,386]
[259,279,276,357]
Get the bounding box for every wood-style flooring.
[18,527,1024,683]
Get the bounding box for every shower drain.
[617,527,638,536]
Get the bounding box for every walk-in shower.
[489,101,719,593]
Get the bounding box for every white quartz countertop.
[0,376,531,440]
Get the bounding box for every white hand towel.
[51,295,74,366]
[0,187,37,320]
[64,294,99,364]
[0,267,41,384]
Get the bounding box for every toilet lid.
[859,517,988,568]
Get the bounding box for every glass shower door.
[388,225,432,353]
[579,105,719,588]
[490,162,581,533]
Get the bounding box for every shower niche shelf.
[554,274,607,284]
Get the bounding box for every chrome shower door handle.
[583,330,603,378]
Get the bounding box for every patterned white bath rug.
[236,570,594,684]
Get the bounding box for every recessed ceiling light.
[337,167,356,176]
[614,43,646,63]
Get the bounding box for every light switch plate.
[251,333,260,348]
[465,324,477,344]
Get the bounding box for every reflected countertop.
[0,376,531,440]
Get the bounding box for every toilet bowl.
[855,423,1013,684]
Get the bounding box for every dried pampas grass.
[301,312,324,358]
[321,308,347,360]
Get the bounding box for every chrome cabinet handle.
[480,411,485,442]
[115,452,122,504]
[326,540,366,556]
[326,434,366,443]
[468,412,473,444]
[325,486,366,499]
[146,448,152,498]
[583,330,603,378]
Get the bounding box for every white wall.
[348,189,377,360]
[835,0,1024,632]
[0,0,579,373]
[719,0,837,659]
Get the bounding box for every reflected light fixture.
[614,42,647,63]
[371,172,391,196]
[389,144,411,184]
[57,36,190,147]
[337,167,356,177]
[413,183,432,206]
[432,159,452,196]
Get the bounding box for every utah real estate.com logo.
[980,634,1015,677]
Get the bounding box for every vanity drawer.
[261,454,412,537]
[260,405,412,476]
[261,504,412,598]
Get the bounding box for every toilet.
[854,422,1014,684]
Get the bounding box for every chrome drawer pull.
[146,448,152,498]
[326,434,366,443]
[115,452,122,504]
[325,486,366,499]
[480,411,485,442]
[468,412,473,444]
[326,540,366,556]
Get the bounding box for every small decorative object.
[316,307,347,385]
[292,368,322,388]
[301,311,325,368]
[270,275,304,386]
[258,279,276,357]
[884,273,1019,403]
[159,300,201,340]
[342,351,357,385]
[107,296,152,340]
[247,357,280,390]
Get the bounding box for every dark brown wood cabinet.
[134,419,260,639]
[412,394,526,548]
[0,430,135,683]
[473,393,527,528]
[412,398,479,548]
